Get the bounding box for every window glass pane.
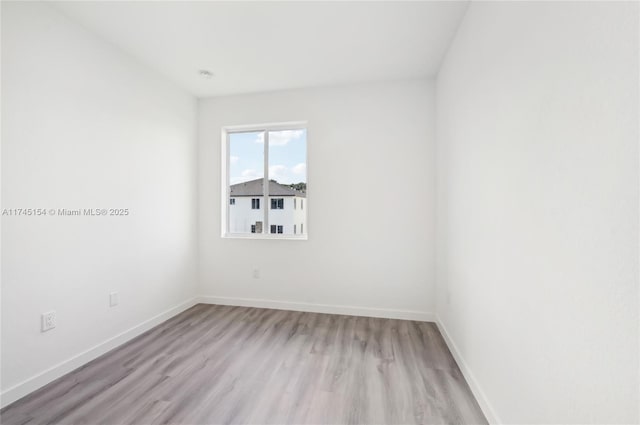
[271,198,283,209]
[267,129,307,236]
[270,198,284,210]
[229,131,264,234]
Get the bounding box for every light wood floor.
[1,304,487,425]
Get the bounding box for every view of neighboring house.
[229,178,306,235]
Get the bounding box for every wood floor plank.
[1,304,487,425]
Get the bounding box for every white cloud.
[230,155,239,165]
[230,169,261,184]
[255,130,304,146]
[231,163,305,185]
[269,165,288,182]
[242,169,260,178]
[292,163,306,175]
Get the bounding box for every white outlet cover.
[41,311,56,332]
[110,292,119,307]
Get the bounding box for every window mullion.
[226,131,230,235]
[263,130,269,234]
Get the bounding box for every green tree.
[288,182,306,192]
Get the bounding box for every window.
[224,123,307,238]
[301,199,304,210]
[271,198,284,209]
[270,225,283,234]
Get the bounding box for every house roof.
[230,179,306,198]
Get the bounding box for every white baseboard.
[0,297,198,409]
[435,316,501,425]
[197,295,436,322]
[0,296,434,409]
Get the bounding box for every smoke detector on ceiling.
[198,70,214,80]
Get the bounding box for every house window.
[224,123,307,238]
[270,225,283,234]
[271,198,284,210]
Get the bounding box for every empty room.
[1,1,638,424]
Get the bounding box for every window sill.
[222,233,308,241]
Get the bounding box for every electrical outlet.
[109,291,119,307]
[253,268,260,279]
[41,311,56,332]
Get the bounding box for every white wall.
[436,2,639,424]
[199,80,436,319]
[1,2,198,405]
[229,197,265,234]
[229,196,305,236]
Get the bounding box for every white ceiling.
[53,1,469,98]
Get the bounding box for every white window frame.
[221,121,308,240]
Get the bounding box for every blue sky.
[229,130,307,185]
